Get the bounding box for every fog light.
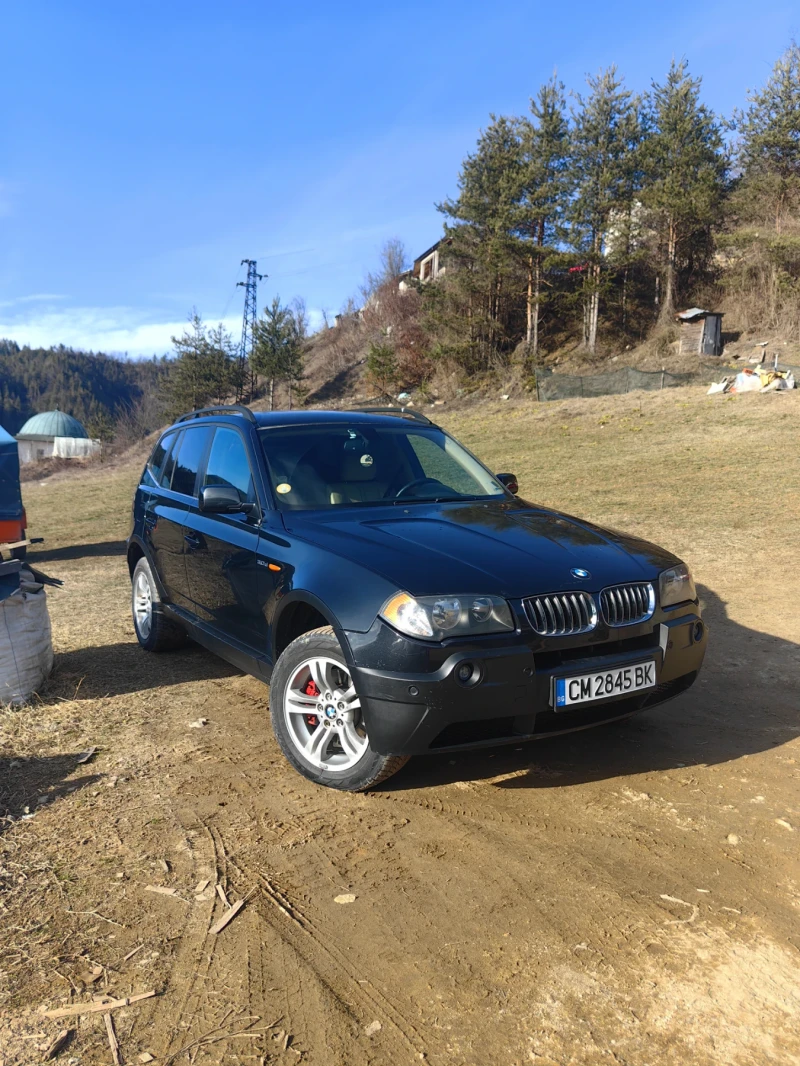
[456,663,474,683]
[693,620,705,643]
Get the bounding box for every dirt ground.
[1,387,799,1066]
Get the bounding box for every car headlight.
[659,564,697,608]
[380,592,515,641]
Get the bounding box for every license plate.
[554,660,657,709]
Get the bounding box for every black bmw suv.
[128,404,706,790]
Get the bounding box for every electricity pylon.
[236,259,265,401]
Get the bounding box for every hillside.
[292,295,800,412]
[0,340,170,436]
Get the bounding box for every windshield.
[258,422,506,509]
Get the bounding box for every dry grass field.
[1,386,799,1066]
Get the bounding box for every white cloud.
[0,306,243,357]
[0,293,67,309]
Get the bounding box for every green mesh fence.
[537,366,697,402]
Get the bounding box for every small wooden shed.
[676,308,724,357]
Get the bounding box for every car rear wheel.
[269,626,409,791]
[131,556,187,652]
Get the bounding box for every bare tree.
[362,238,409,299]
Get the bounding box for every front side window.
[258,423,505,509]
[204,427,256,505]
[170,426,213,496]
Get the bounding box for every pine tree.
[568,67,642,353]
[365,341,399,396]
[437,115,525,368]
[517,77,571,357]
[731,43,800,232]
[641,59,726,319]
[205,322,237,404]
[165,312,232,418]
[251,296,305,410]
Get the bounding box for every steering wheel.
[393,477,443,499]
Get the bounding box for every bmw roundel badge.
[570,568,591,580]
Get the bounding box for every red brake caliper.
[304,678,320,727]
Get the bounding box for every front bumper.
[347,605,707,756]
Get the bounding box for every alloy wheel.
[133,570,153,639]
[284,656,368,772]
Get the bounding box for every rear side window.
[203,427,256,505]
[146,431,176,487]
[170,426,213,497]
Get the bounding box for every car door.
[183,425,268,653]
[144,429,188,607]
[147,425,213,611]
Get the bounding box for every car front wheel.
[269,626,408,791]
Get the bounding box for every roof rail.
[351,406,432,425]
[175,404,257,425]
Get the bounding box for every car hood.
[283,498,680,599]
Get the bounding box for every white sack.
[0,588,54,705]
[731,371,762,393]
[52,437,101,459]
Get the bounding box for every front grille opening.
[601,582,655,627]
[534,629,659,670]
[524,592,596,636]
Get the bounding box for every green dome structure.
[17,409,88,440]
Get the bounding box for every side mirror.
[496,472,519,495]
[200,485,256,515]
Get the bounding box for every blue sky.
[0,0,795,356]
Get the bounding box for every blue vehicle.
[0,425,26,559]
[127,405,706,791]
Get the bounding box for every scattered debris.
[40,990,156,1018]
[158,858,170,874]
[283,1031,293,1050]
[76,747,97,764]
[708,366,795,395]
[104,1012,122,1066]
[775,818,794,831]
[144,885,187,901]
[78,965,103,985]
[188,718,208,729]
[216,884,229,907]
[211,899,249,933]
[44,1029,73,1060]
[364,1020,382,1037]
[123,944,144,962]
[195,878,210,894]
[138,1055,155,1064]
[334,893,356,905]
[660,894,699,925]
[726,833,740,846]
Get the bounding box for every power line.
[236,259,265,402]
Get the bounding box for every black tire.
[269,626,409,791]
[131,556,188,652]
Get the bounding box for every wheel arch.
[126,536,146,577]
[126,538,167,601]
[272,592,351,664]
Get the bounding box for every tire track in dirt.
[218,821,429,1064]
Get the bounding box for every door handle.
[144,515,157,530]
